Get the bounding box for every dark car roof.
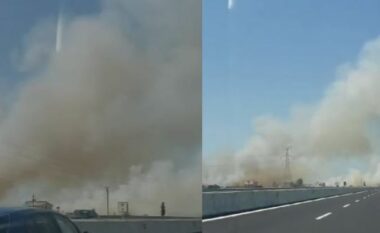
[0,207,54,217]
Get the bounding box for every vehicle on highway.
[0,207,86,233]
[70,209,98,219]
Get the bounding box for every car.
[71,210,98,219]
[0,207,87,233]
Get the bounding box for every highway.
[203,189,380,233]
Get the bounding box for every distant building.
[244,180,263,188]
[117,202,129,216]
[25,194,53,210]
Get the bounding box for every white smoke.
[205,36,380,187]
[0,0,201,216]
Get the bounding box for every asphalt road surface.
[203,189,380,233]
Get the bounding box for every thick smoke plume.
[205,37,380,187]
[0,0,201,216]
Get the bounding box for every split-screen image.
[0,0,379,233]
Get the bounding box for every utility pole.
[32,193,36,208]
[284,147,292,183]
[105,186,109,216]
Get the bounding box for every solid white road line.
[316,212,332,220]
[343,204,350,208]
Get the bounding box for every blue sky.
[203,0,380,156]
[0,0,100,89]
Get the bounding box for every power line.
[105,186,110,216]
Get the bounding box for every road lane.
[203,189,380,233]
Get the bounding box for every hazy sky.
[203,0,380,156]
[0,0,100,88]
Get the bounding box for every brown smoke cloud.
[0,0,201,216]
[205,37,380,187]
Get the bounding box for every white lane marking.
[355,200,360,203]
[203,191,366,222]
[343,204,350,208]
[316,212,332,220]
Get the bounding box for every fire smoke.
[205,36,380,187]
[0,0,201,216]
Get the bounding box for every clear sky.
[0,0,100,91]
[203,0,380,157]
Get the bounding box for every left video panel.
[0,0,201,233]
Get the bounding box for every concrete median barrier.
[74,218,201,233]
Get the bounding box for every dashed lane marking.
[343,204,350,208]
[316,212,332,220]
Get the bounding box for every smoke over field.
[204,37,380,187]
[0,0,201,216]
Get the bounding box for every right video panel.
[203,1,380,232]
